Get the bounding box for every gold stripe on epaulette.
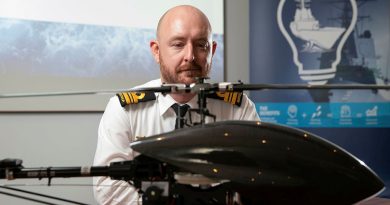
[215,91,243,106]
[116,92,156,107]
[128,92,134,103]
[231,92,238,104]
[123,93,131,104]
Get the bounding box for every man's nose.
[184,44,195,62]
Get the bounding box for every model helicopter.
[1,79,389,204]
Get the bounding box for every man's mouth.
[180,66,202,72]
[182,69,200,72]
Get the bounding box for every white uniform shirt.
[93,79,260,204]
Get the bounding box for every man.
[93,5,260,204]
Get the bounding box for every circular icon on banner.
[287,105,298,118]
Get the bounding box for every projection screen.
[0,0,224,111]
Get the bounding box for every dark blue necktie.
[171,103,190,129]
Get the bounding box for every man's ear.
[150,40,160,63]
[211,41,217,56]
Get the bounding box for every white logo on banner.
[277,0,358,85]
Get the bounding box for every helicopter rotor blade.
[0,82,388,98]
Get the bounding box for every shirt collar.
[157,93,198,116]
[146,78,197,116]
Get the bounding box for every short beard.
[160,58,178,83]
[159,57,211,84]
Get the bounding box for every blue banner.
[250,0,390,198]
[256,102,390,128]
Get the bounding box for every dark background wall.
[250,0,390,197]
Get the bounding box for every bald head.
[156,5,212,40]
[149,4,217,99]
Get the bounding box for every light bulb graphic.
[277,0,358,85]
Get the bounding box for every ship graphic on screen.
[290,0,346,52]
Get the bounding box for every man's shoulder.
[206,91,247,107]
[116,79,161,107]
[134,79,162,88]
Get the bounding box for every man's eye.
[197,42,209,49]
[172,42,184,47]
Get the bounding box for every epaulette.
[207,91,243,107]
[116,92,156,107]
